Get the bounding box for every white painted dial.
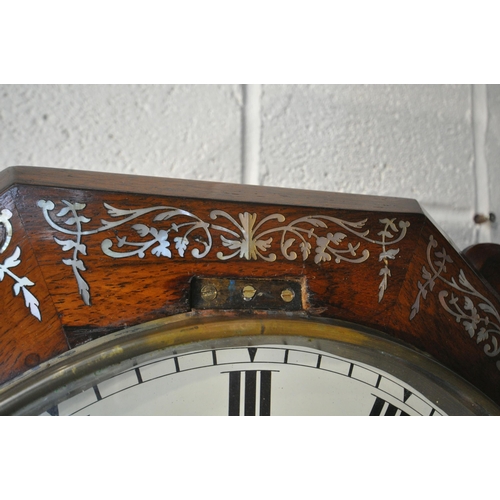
[41,344,445,416]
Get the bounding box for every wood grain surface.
[1,166,499,406]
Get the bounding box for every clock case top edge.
[0,165,424,214]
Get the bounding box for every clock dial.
[42,344,445,416]
[1,314,497,416]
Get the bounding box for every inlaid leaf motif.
[220,235,241,250]
[378,267,391,302]
[0,208,42,321]
[435,250,453,263]
[422,266,431,280]
[379,248,399,261]
[76,273,91,306]
[458,269,473,290]
[300,241,311,260]
[283,238,295,254]
[63,258,86,271]
[479,303,497,316]
[40,199,410,307]
[411,234,500,370]
[378,229,394,239]
[132,224,150,237]
[13,277,34,296]
[103,203,130,217]
[464,296,474,311]
[477,328,489,343]
[379,218,398,232]
[65,215,91,226]
[314,237,331,264]
[379,267,391,277]
[409,302,419,321]
[328,232,347,245]
[56,206,72,217]
[255,237,273,253]
[417,281,428,299]
[174,237,189,257]
[2,246,21,269]
[151,229,171,257]
[21,287,41,322]
[54,237,87,255]
[464,321,476,337]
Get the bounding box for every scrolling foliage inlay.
[410,235,500,371]
[0,208,41,321]
[38,199,410,307]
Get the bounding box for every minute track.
[39,343,444,416]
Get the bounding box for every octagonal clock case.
[0,166,498,415]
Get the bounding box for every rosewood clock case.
[0,166,499,412]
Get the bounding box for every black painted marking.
[228,372,241,416]
[174,356,180,372]
[135,368,143,384]
[93,385,102,401]
[245,371,257,415]
[347,363,354,378]
[369,396,385,416]
[228,370,274,416]
[284,349,289,364]
[212,350,217,366]
[316,355,322,369]
[403,388,412,402]
[260,371,272,416]
[46,405,59,416]
[430,408,435,416]
[370,396,411,416]
[375,374,382,388]
[385,403,398,416]
[248,348,257,362]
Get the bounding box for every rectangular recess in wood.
[191,277,304,311]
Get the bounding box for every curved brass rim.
[1,311,498,415]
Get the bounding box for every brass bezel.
[1,312,498,415]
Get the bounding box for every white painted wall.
[0,84,497,250]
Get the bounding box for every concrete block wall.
[0,84,497,250]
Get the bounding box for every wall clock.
[0,166,499,415]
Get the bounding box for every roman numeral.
[369,396,409,416]
[228,370,273,416]
[93,385,102,401]
[46,405,59,416]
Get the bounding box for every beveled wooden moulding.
[0,166,499,408]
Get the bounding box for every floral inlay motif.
[38,199,410,307]
[410,235,500,370]
[0,208,41,320]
